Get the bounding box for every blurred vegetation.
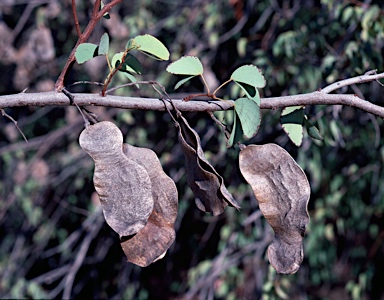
[1,0,384,299]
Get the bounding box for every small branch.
[72,0,82,37]
[54,0,122,91]
[321,71,384,94]
[1,108,28,142]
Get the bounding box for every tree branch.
[2,72,384,117]
[0,91,383,117]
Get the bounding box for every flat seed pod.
[177,114,240,216]
[239,143,310,274]
[79,121,154,237]
[121,144,178,267]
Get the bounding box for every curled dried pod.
[239,143,310,274]
[79,121,154,237]
[177,114,240,216]
[121,144,178,267]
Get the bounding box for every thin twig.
[72,0,82,37]
[207,111,230,139]
[67,81,104,87]
[149,82,179,124]
[1,108,28,142]
[321,71,384,94]
[62,88,90,126]
[105,80,156,94]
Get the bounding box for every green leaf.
[166,56,204,76]
[174,75,197,90]
[234,82,259,104]
[98,33,109,55]
[281,106,304,146]
[133,34,169,60]
[304,117,324,141]
[75,43,99,64]
[122,72,140,89]
[231,65,265,104]
[100,1,110,19]
[235,98,261,138]
[111,52,143,74]
[227,112,243,148]
[231,65,266,88]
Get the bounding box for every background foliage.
[1,0,384,299]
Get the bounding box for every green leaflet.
[235,98,261,139]
[174,75,197,90]
[111,52,143,74]
[281,106,305,146]
[227,111,243,148]
[166,56,204,76]
[98,33,109,55]
[133,34,170,60]
[75,43,98,64]
[304,117,324,141]
[231,65,266,104]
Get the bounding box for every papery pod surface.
[79,121,154,237]
[239,143,310,274]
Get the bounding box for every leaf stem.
[200,74,211,94]
[101,49,130,96]
[213,78,233,96]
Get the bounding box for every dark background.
[1,0,384,299]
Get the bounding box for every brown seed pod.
[177,114,240,216]
[79,121,154,237]
[120,144,178,267]
[239,143,310,274]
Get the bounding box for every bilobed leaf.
[231,65,266,88]
[231,65,265,104]
[234,82,259,104]
[79,122,154,237]
[235,97,261,138]
[174,75,197,90]
[134,34,170,60]
[281,106,304,146]
[98,33,109,55]
[239,143,310,274]
[75,43,98,64]
[166,56,204,76]
[304,117,324,141]
[111,52,143,74]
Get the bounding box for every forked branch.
[54,0,123,91]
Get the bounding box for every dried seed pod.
[177,114,240,216]
[79,121,154,237]
[239,143,310,274]
[121,144,178,267]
